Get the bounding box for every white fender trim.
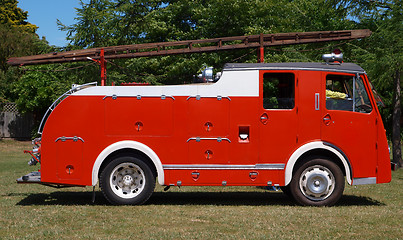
[92,140,165,186]
[284,141,352,186]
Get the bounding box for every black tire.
[289,158,344,206]
[100,156,155,205]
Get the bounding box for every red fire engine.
[10,30,391,206]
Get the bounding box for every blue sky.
[18,0,81,47]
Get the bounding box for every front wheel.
[100,156,155,205]
[289,158,344,206]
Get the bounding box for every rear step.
[16,172,83,188]
[17,171,41,183]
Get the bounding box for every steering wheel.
[356,104,372,113]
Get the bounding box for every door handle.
[249,171,259,180]
[191,171,200,181]
[323,114,331,125]
[260,113,269,124]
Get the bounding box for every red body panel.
[39,66,391,187]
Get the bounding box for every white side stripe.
[73,70,259,97]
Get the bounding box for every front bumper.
[16,171,41,183]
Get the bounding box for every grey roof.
[223,62,365,74]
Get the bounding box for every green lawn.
[0,139,401,239]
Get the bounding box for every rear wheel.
[100,156,155,205]
[290,158,344,206]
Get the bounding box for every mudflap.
[17,171,41,183]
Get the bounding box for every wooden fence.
[0,103,34,139]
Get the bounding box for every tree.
[0,0,37,33]
[58,0,118,48]
[58,0,356,85]
[347,0,402,168]
[0,0,50,104]
[0,0,41,71]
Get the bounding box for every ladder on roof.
[7,29,371,85]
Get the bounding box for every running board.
[17,171,41,183]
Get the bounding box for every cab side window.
[326,74,372,113]
[263,73,295,109]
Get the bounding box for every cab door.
[321,73,377,179]
[259,71,298,169]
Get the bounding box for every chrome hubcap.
[110,163,145,199]
[299,165,335,201]
[123,175,133,185]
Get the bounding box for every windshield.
[367,77,385,108]
[325,74,373,113]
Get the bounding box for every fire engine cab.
[18,55,391,206]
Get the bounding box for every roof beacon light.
[322,49,343,64]
[199,66,214,82]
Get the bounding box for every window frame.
[261,71,296,111]
[325,73,373,114]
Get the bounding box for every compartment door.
[259,71,298,167]
[56,137,83,180]
[187,97,230,165]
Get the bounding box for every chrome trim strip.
[38,82,97,135]
[315,93,320,110]
[186,95,231,101]
[225,66,366,75]
[352,177,376,185]
[255,164,285,170]
[162,163,285,170]
[55,136,85,143]
[353,74,357,112]
[103,95,175,100]
[186,137,231,143]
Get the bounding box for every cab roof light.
[322,49,343,64]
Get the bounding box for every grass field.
[0,139,401,239]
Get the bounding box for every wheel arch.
[284,141,352,186]
[92,141,164,186]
